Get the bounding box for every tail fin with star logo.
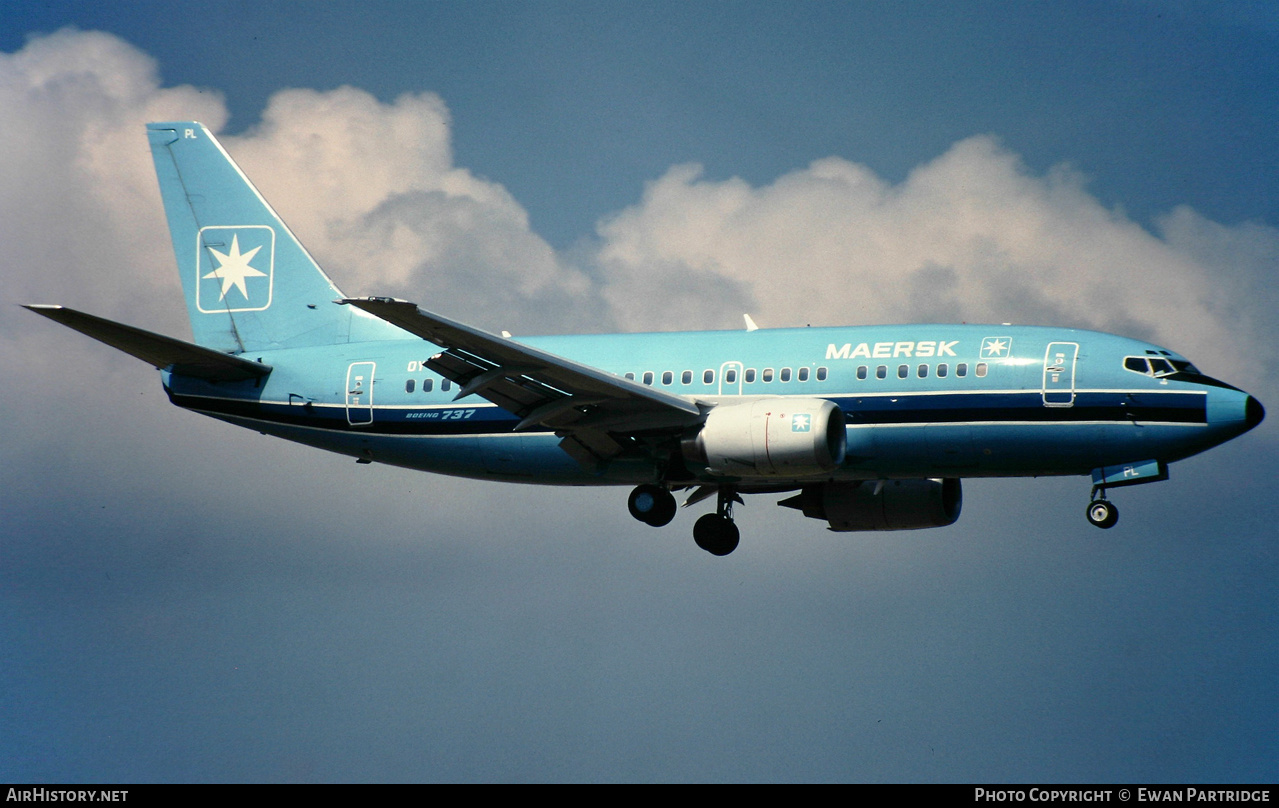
[147,122,403,354]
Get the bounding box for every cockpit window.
[1123,355,1227,387]
[1125,356,1177,378]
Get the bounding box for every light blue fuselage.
[164,322,1259,487]
[26,121,1264,550]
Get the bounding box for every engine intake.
[779,479,962,531]
[682,398,846,477]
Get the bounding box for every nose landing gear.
[1086,491,1119,529]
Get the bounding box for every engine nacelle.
[682,398,846,477]
[779,479,962,531]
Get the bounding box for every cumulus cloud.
[0,29,602,342]
[0,28,225,334]
[0,29,617,529]
[2,29,1274,782]
[592,138,1279,393]
[3,27,1275,404]
[222,87,607,335]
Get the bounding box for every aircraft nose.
[1207,388,1265,438]
[1246,395,1265,430]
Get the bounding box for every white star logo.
[985,338,1008,356]
[203,234,267,301]
[792,413,811,432]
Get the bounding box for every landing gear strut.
[1086,489,1119,529]
[693,487,741,556]
[628,484,677,527]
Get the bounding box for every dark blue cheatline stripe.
[171,388,1208,437]
[168,392,526,436]
[832,390,1206,426]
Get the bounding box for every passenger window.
[681,370,693,385]
[642,371,654,385]
[725,369,737,384]
[406,379,415,393]
[856,365,867,380]
[798,366,810,382]
[976,362,988,377]
[780,367,791,382]
[937,363,948,378]
[662,371,673,385]
[625,372,635,381]
[898,364,909,379]
[917,364,928,378]
[442,379,451,392]
[423,378,433,392]
[816,367,828,381]
[956,363,968,377]
[703,369,714,384]
[745,368,756,383]
[876,365,887,380]
[762,368,774,383]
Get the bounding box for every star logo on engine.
[791,413,811,432]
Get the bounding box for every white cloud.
[4,27,1275,409]
[1,29,1274,783]
[0,29,609,519]
[591,136,1278,395]
[1,29,601,341]
[222,86,605,335]
[0,28,225,334]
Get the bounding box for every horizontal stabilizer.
[23,305,272,382]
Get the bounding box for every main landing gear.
[627,484,741,556]
[627,484,677,527]
[1085,490,1119,529]
[693,488,742,557]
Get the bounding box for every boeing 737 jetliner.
[25,123,1265,555]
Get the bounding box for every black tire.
[693,513,740,556]
[1086,499,1118,529]
[628,485,676,527]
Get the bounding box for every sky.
[1,1,1276,783]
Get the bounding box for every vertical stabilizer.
[147,122,400,352]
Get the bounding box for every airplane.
[24,122,1266,556]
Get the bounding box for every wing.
[340,297,705,467]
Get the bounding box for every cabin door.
[1042,342,1079,407]
[346,361,376,425]
[718,361,744,396]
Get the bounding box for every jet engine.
[778,479,962,531]
[682,398,846,477]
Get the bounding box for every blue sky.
[1,1,1276,783]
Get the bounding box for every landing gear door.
[346,361,375,425]
[1042,342,1079,407]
